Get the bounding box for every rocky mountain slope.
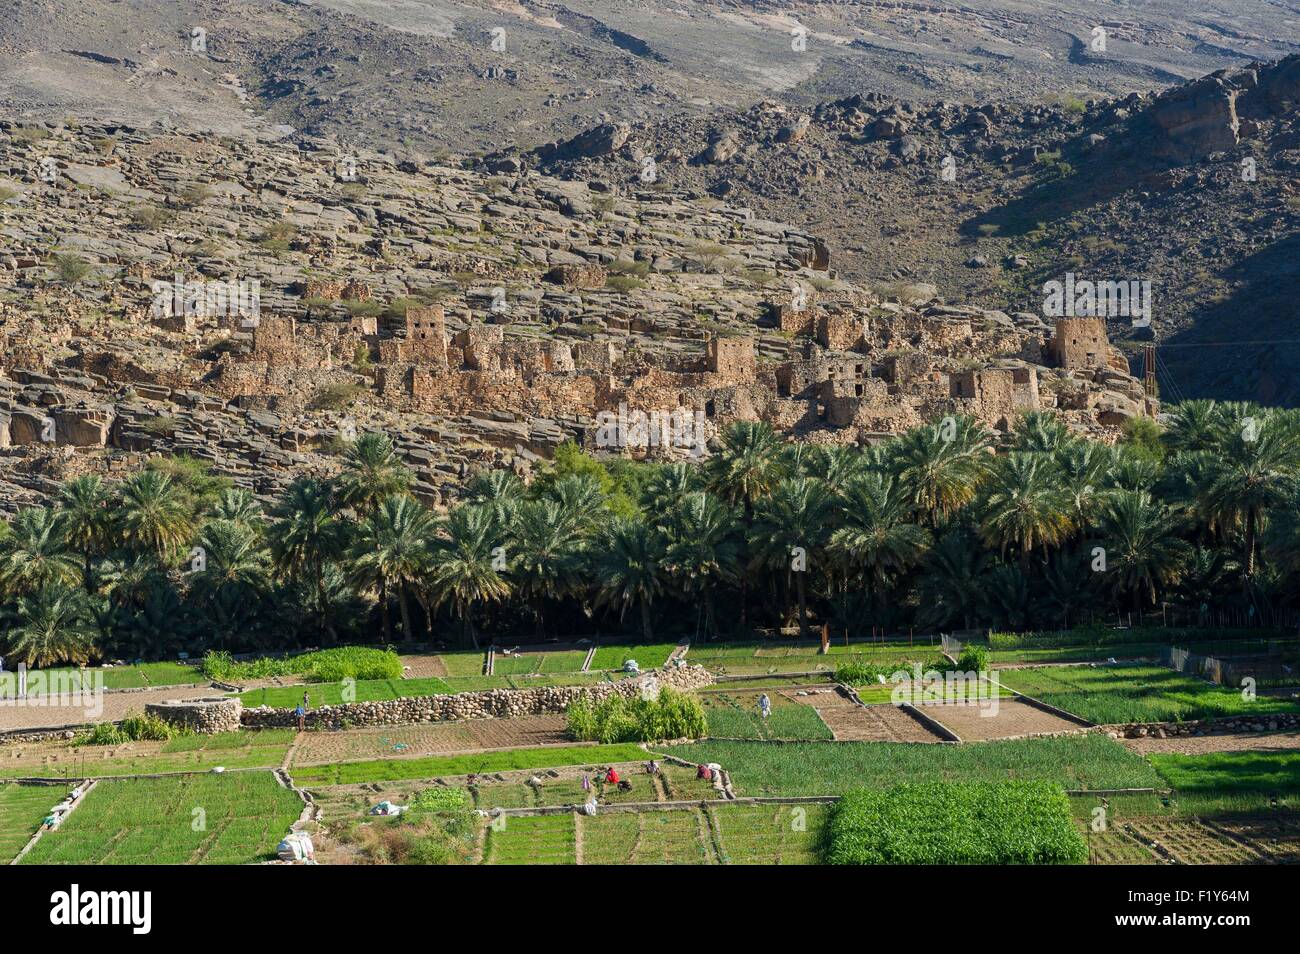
[523,54,1300,404]
[0,120,1154,511]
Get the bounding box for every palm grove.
[3,399,1300,667]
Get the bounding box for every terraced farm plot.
[14,662,207,694]
[995,665,1299,725]
[21,772,302,865]
[710,803,829,865]
[1150,750,1300,813]
[808,692,942,742]
[673,734,1163,798]
[491,650,589,676]
[921,698,1087,740]
[589,643,677,671]
[581,808,716,864]
[1122,817,1262,864]
[698,688,833,740]
[0,731,294,780]
[687,641,937,676]
[437,651,490,677]
[481,813,576,865]
[1208,814,1300,862]
[290,716,569,766]
[238,677,452,708]
[0,782,64,861]
[290,743,649,786]
[471,763,716,810]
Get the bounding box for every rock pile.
[1105,711,1300,739]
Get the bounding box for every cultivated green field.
[698,689,833,740]
[0,783,62,861]
[671,735,1163,797]
[238,678,452,708]
[9,661,206,694]
[995,665,1300,724]
[290,744,649,786]
[21,772,302,865]
[0,731,294,780]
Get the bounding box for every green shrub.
[410,788,471,813]
[566,687,706,743]
[826,781,1087,865]
[201,647,402,683]
[834,661,893,686]
[50,253,91,284]
[954,645,989,673]
[76,712,180,746]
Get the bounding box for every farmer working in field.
[758,693,772,720]
[295,700,307,731]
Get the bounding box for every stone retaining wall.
[241,665,714,731]
[1102,711,1300,739]
[145,697,243,734]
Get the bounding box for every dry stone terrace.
[0,123,1155,511]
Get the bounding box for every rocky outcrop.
[1143,75,1240,162]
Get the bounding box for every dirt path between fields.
[0,685,223,732]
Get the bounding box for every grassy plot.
[482,813,576,865]
[582,809,715,864]
[0,783,64,861]
[290,743,649,786]
[21,772,302,865]
[687,641,938,675]
[989,644,1166,665]
[710,803,829,865]
[670,735,1162,798]
[826,781,1087,865]
[1151,751,1300,814]
[491,650,589,676]
[6,661,206,694]
[698,689,833,740]
[995,665,1300,724]
[589,643,677,671]
[0,730,294,780]
[238,677,451,708]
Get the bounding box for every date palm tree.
[349,494,434,642]
[1194,408,1300,580]
[187,519,271,648]
[664,492,740,640]
[829,473,930,616]
[5,584,96,667]
[915,528,987,631]
[749,477,833,639]
[116,470,197,562]
[336,432,412,516]
[465,469,524,532]
[268,478,347,640]
[1163,399,1223,454]
[210,488,263,529]
[57,475,114,593]
[705,420,785,518]
[510,498,587,638]
[592,517,666,640]
[893,415,990,526]
[426,504,511,647]
[0,507,82,598]
[977,453,1074,572]
[1097,490,1191,610]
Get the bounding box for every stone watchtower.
[706,336,755,381]
[405,305,448,368]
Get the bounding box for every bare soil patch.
[399,654,449,679]
[291,715,569,766]
[810,693,942,743]
[922,698,1086,741]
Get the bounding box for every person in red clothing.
[605,766,620,785]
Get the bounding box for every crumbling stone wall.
[241,665,714,730]
[1046,318,1127,373]
[146,697,243,734]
